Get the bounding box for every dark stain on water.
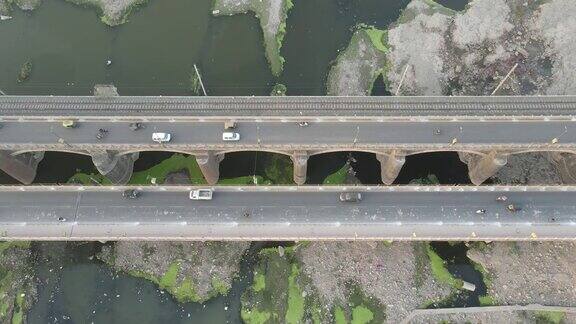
[429,242,487,307]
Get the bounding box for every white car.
[190,189,213,200]
[222,132,240,141]
[152,132,171,143]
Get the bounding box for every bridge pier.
[90,150,139,184]
[376,151,406,185]
[0,151,45,184]
[291,152,308,185]
[195,152,224,185]
[459,151,508,185]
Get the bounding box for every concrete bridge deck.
[1,185,575,241]
[2,95,576,186]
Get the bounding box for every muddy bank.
[0,0,147,25]
[242,242,458,323]
[0,0,41,15]
[213,0,293,76]
[0,242,37,324]
[99,241,250,303]
[468,242,576,307]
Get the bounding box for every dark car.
[129,122,144,131]
[122,189,141,199]
[339,192,362,202]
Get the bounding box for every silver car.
[339,192,362,202]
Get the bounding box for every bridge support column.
[376,151,405,185]
[291,152,308,185]
[90,150,139,184]
[0,151,45,184]
[195,152,224,185]
[459,151,507,185]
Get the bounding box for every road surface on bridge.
[0,185,575,240]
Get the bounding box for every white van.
[222,132,240,141]
[152,132,171,143]
[190,189,213,200]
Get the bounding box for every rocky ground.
[0,0,146,25]
[491,153,562,185]
[329,0,576,184]
[242,242,457,323]
[386,0,570,97]
[299,242,453,322]
[0,242,37,324]
[213,0,292,77]
[468,242,576,306]
[99,241,250,303]
[327,28,388,96]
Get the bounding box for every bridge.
[1,95,576,185]
[1,185,575,241]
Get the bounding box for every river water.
[1,0,470,321]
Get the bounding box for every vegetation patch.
[270,83,287,96]
[330,284,385,324]
[264,154,293,184]
[68,153,267,185]
[16,61,32,83]
[426,244,463,289]
[534,311,566,324]
[241,245,329,324]
[322,163,348,185]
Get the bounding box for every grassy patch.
[159,261,180,290]
[351,305,373,324]
[264,154,293,184]
[241,308,272,324]
[478,295,496,306]
[364,28,389,53]
[252,272,266,292]
[535,311,566,324]
[323,163,348,185]
[211,277,230,296]
[334,306,347,324]
[285,264,305,324]
[426,244,463,289]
